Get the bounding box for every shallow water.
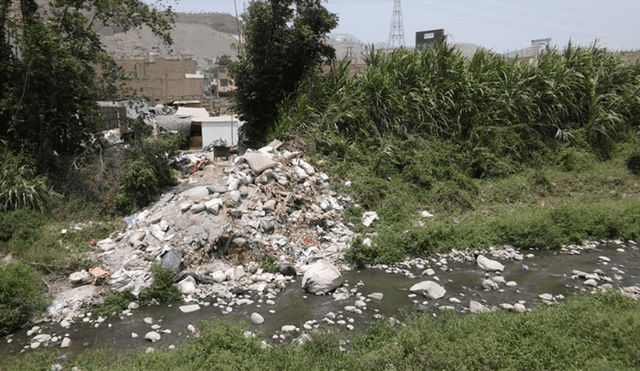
[2,242,638,364]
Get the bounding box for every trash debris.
[361,211,379,227]
[89,266,109,284]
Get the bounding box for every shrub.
[259,255,279,273]
[0,261,47,336]
[139,263,181,303]
[114,133,182,214]
[0,141,54,212]
[94,290,135,315]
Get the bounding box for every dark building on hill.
[416,29,445,51]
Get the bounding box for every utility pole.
[388,0,405,48]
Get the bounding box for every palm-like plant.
[0,142,54,212]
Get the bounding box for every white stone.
[410,281,446,299]
[368,292,384,300]
[598,256,610,262]
[469,300,489,313]
[132,333,139,338]
[539,293,553,301]
[514,303,526,312]
[500,303,514,311]
[69,270,93,286]
[211,270,226,283]
[60,338,71,348]
[422,268,436,276]
[506,281,518,287]
[477,255,505,271]
[251,313,264,324]
[145,331,161,342]
[178,276,197,295]
[179,304,201,313]
[584,279,598,287]
[281,325,297,333]
[301,259,343,294]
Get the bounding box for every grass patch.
[0,206,118,273]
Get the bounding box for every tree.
[0,0,174,171]
[230,0,337,142]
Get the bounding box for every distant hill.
[100,12,242,70]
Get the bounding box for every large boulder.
[476,255,505,272]
[301,259,343,294]
[409,281,446,299]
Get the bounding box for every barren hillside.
[100,12,241,69]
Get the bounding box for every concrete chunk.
[243,152,278,174]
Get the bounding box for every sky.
[150,0,640,53]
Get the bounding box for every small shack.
[201,115,242,148]
[174,107,210,148]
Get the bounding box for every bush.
[0,208,45,243]
[94,290,136,315]
[114,133,182,214]
[259,255,279,273]
[139,263,181,303]
[0,141,54,212]
[0,261,47,336]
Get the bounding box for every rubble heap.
[50,144,357,320]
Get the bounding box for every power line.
[446,0,638,36]
[403,0,638,45]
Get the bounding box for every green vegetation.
[93,290,136,316]
[0,0,173,170]
[138,264,181,303]
[5,292,640,370]
[272,42,640,265]
[0,141,55,212]
[114,133,182,214]
[259,255,280,273]
[0,205,117,272]
[0,261,47,336]
[230,0,338,141]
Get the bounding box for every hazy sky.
[152,0,640,53]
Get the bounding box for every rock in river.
[410,281,446,299]
[302,259,343,294]
[477,255,505,272]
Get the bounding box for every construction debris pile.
[49,144,357,321]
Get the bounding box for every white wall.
[201,116,240,147]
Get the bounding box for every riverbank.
[2,140,640,369]
[4,290,640,370]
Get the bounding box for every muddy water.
[2,242,638,364]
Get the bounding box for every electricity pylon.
[388,0,406,48]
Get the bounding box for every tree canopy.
[0,0,174,170]
[230,0,337,142]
